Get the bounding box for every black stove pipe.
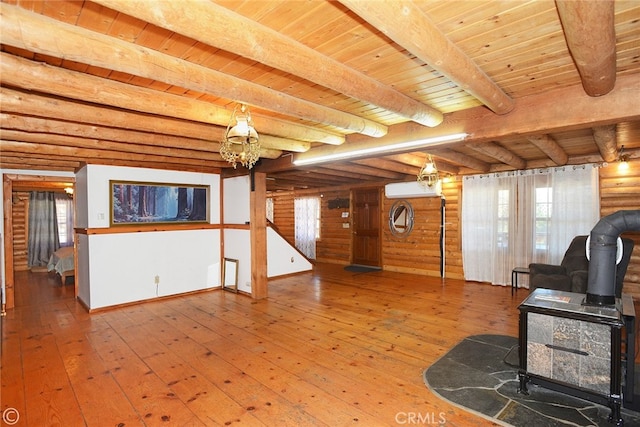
[586,209,640,305]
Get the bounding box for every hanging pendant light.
[220,103,260,169]
[417,154,439,187]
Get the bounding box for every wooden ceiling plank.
[556,0,616,96]
[0,3,385,137]
[338,0,514,115]
[526,134,569,166]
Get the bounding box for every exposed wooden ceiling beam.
[351,158,419,176]
[344,73,640,150]
[1,156,80,171]
[10,180,74,192]
[311,167,382,182]
[0,3,385,137]
[0,112,298,159]
[0,139,228,169]
[0,87,275,158]
[592,125,618,162]
[556,0,616,96]
[321,163,406,180]
[1,113,217,154]
[381,153,457,176]
[0,52,339,146]
[526,134,569,165]
[93,0,443,128]
[0,129,232,163]
[467,141,527,170]
[339,0,514,115]
[427,149,491,173]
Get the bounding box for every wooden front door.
[352,188,381,266]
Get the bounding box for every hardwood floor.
[1,265,524,426]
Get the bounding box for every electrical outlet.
[154,275,160,285]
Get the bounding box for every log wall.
[599,161,640,299]
[269,159,640,298]
[316,189,351,265]
[381,180,463,278]
[269,191,294,242]
[11,191,29,271]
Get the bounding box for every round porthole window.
[389,199,414,238]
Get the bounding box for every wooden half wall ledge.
[75,223,221,235]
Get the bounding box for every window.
[55,194,74,247]
[294,197,320,259]
[266,197,274,223]
[462,166,599,286]
[497,189,509,248]
[534,187,552,250]
[315,200,321,240]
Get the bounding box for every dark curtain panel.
[27,191,60,268]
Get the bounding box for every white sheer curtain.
[266,197,274,223]
[294,197,319,259]
[55,193,74,247]
[462,165,600,286]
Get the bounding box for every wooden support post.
[250,171,267,299]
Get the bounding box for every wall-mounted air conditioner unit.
[384,180,442,198]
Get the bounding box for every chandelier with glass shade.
[220,103,260,169]
[417,154,439,187]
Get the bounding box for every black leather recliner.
[529,235,634,297]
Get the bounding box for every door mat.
[344,265,381,273]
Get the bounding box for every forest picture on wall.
[110,181,209,225]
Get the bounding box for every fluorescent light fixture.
[293,133,468,166]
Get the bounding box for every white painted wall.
[221,175,313,295]
[223,228,252,293]
[223,175,250,224]
[80,164,220,228]
[267,227,312,277]
[78,165,221,309]
[2,166,310,309]
[222,176,252,293]
[87,229,220,309]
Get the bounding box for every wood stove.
[518,288,629,426]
